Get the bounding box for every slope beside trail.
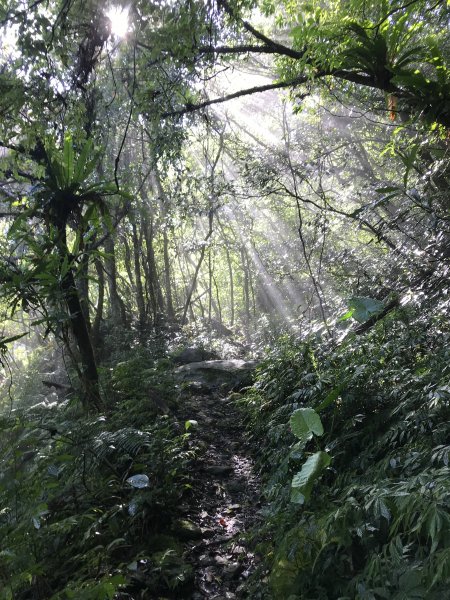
[174,362,266,599]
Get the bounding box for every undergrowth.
[0,344,195,599]
[241,298,450,599]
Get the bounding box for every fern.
[92,427,152,460]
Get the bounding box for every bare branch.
[162,77,309,118]
[217,0,305,60]
[198,44,287,55]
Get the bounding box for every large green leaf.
[291,451,331,503]
[49,156,65,189]
[290,407,324,441]
[73,138,94,185]
[62,135,74,187]
[344,296,385,323]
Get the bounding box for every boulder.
[172,347,219,365]
[174,359,258,391]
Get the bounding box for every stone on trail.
[204,464,233,477]
[172,519,204,540]
[175,359,258,391]
[173,347,219,365]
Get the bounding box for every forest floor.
[175,383,265,600]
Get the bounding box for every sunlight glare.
[107,5,129,38]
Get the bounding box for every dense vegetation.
[0,0,449,597]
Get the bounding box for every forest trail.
[176,379,263,599]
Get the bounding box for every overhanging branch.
[162,76,310,118]
[217,0,305,60]
[198,44,287,55]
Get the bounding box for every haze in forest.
[0,0,449,598]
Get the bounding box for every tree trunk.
[63,267,101,409]
[51,207,100,409]
[122,233,135,288]
[149,171,175,321]
[131,218,146,330]
[142,214,165,324]
[92,256,105,348]
[77,251,91,329]
[213,274,222,323]
[104,233,126,326]
[241,246,251,341]
[182,210,214,325]
[162,229,175,321]
[217,217,235,326]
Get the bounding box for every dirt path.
[177,388,263,599]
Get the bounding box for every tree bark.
[149,171,175,321]
[241,246,251,341]
[142,213,165,324]
[104,233,126,326]
[50,203,101,409]
[131,217,147,330]
[92,256,105,348]
[62,267,101,409]
[181,210,214,325]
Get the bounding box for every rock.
[201,528,216,538]
[173,347,219,365]
[223,562,241,578]
[204,566,218,582]
[199,554,215,567]
[215,533,234,543]
[172,519,204,540]
[204,464,233,477]
[174,359,258,391]
[226,479,247,493]
[183,380,211,393]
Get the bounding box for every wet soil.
[177,389,263,599]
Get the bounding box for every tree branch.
[217,0,305,60]
[353,297,400,334]
[162,77,309,117]
[198,44,286,55]
[0,0,46,27]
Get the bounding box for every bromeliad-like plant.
[2,134,121,409]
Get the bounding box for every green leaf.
[290,407,324,441]
[338,309,354,322]
[398,144,419,188]
[291,451,331,503]
[73,138,93,185]
[0,332,27,345]
[346,297,384,323]
[185,419,198,431]
[82,203,99,226]
[63,134,74,187]
[59,254,70,279]
[394,46,425,69]
[50,157,65,189]
[316,386,343,412]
